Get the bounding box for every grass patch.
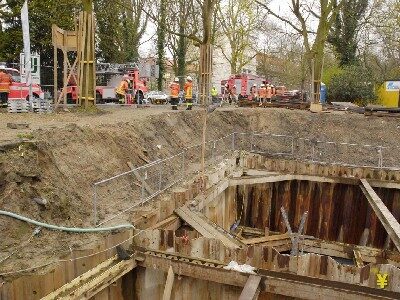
[16,133,34,140]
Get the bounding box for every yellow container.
[377,81,400,107]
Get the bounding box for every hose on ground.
[0,210,134,233]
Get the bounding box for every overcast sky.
[138,1,293,57]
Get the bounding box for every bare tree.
[256,0,343,101]
[216,0,265,74]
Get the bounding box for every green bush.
[327,65,377,106]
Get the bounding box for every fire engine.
[221,73,269,100]
[2,67,44,101]
[66,63,148,104]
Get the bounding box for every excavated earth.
[1,106,400,276]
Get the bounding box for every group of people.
[250,83,276,105]
[169,76,193,110]
[0,65,12,107]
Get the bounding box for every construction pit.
[1,107,400,299]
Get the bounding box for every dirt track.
[1,105,400,276]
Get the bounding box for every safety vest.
[116,80,128,95]
[211,88,218,97]
[258,87,267,98]
[170,82,180,98]
[0,71,12,93]
[184,81,193,99]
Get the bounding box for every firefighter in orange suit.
[0,66,12,107]
[266,84,273,103]
[116,78,129,104]
[258,84,267,106]
[184,76,193,110]
[170,77,180,110]
[250,84,258,101]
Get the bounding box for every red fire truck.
[66,63,148,104]
[2,67,44,101]
[221,73,269,100]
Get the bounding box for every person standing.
[115,78,129,104]
[258,84,267,106]
[184,76,193,110]
[211,86,218,104]
[250,84,258,101]
[170,77,180,110]
[266,84,273,103]
[0,66,12,107]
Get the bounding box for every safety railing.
[92,133,235,226]
[92,132,400,226]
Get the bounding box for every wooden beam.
[41,256,136,300]
[150,215,179,230]
[162,266,175,300]
[139,251,399,300]
[353,250,364,268]
[239,275,262,300]
[360,179,400,252]
[127,161,154,196]
[230,173,400,190]
[242,233,290,245]
[175,206,243,249]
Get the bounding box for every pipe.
[0,210,134,233]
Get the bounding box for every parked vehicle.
[221,74,269,100]
[145,91,169,104]
[66,63,148,104]
[3,67,44,101]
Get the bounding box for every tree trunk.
[177,24,186,88]
[157,0,167,90]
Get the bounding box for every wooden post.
[53,45,57,104]
[78,0,96,108]
[199,43,212,191]
[162,266,175,300]
[63,50,68,105]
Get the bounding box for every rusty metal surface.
[236,181,400,250]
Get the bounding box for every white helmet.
[233,85,236,88]
[260,84,265,87]
[0,65,5,70]
[186,76,192,82]
[174,77,179,82]
[253,84,257,87]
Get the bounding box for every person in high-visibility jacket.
[116,78,129,104]
[0,66,12,107]
[258,84,267,105]
[211,86,218,104]
[170,77,180,110]
[184,76,193,110]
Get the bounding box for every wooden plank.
[230,173,400,190]
[360,179,400,252]
[41,256,118,300]
[150,215,179,230]
[162,266,175,300]
[140,251,398,300]
[127,161,154,195]
[175,206,243,249]
[70,259,135,299]
[239,275,261,300]
[41,256,136,300]
[353,250,364,268]
[242,234,290,245]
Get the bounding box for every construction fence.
[92,132,400,226]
